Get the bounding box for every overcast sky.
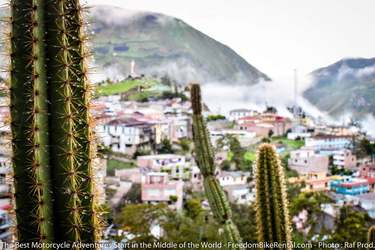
[2,0,374,80]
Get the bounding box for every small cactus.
[368,225,375,248]
[190,84,242,248]
[255,144,291,248]
[9,0,100,245]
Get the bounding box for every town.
[0,71,374,245]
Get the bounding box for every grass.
[244,151,256,161]
[271,136,305,150]
[107,159,135,176]
[128,91,160,101]
[96,79,156,96]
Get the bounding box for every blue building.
[330,177,369,196]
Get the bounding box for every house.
[97,118,154,155]
[289,171,330,192]
[315,125,358,137]
[130,108,164,121]
[137,154,186,170]
[137,154,190,179]
[366,178,375,192]
[141,172,184,210]
[229,109,258,121]
[305,135,352,153]
[238,114,292,137]
[287,125,312,140]
[288,148,329,175]
[329,176,369,195]
[303,172,330,192]
[332,149,356,169]
[151,116,191,144]
[217,171,250,187]
[223,185,255,204]
[359,164,375,178]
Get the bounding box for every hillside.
[89,6,270,85]
[303,57,375,118]
[0,6,269,85]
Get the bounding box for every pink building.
[141,172,184,210]
[237,114,292,137]
[288,148,329,175]
[333,149,357,169]
[360,164,375,178]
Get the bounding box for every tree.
[157,138,175,154]
[225,135,251,171]
[268,129,274,138]
[206,114,226,122]
[329,206,372,244]
[115,203,167,243]
[178,138,191,154]
[231,203,258,244]
[133,148,152,159]
[356,138,374,160]
[185,199,204,220]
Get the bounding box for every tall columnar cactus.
[9,0,99,245]
[190,84,243,248]
[368,225,375,246]
[255,144,291,248]
[9,0,55,242]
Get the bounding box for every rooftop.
[107,118,151,127]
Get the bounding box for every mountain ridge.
[304,57,375,118]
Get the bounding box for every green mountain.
[0,5,269,85]
[303,57,375,118]
[89,6,270,84]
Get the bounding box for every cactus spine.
[9,0,99,245]
[190,84,242,248]
[255,144,291,248]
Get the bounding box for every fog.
[201,75,326,118]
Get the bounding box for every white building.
[229,109,258,121]
[137,154,191,180]
[218,171,250,187]
[305,135,352,152]
[97,118,154,155]
[223,185,254,204]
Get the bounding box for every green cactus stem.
[9,0,55,243]
[190,84,242,249]
[9,0,100,246]
[255,144,291,248]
